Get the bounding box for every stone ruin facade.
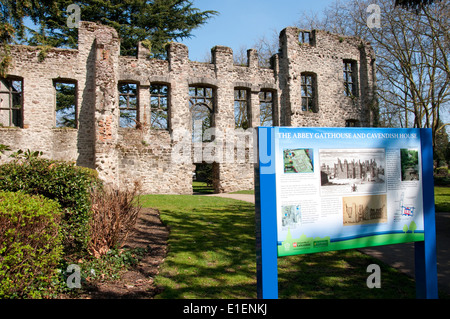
[0,22,377,194]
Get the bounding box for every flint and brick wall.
[0,22,377,194]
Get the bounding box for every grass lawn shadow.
[140,194,448,299]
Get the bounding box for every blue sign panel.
[255,127,438,299]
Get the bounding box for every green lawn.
[192,181,214,194]
[141,195,256,298]
[140,194,448,299]
[435,186,450,212]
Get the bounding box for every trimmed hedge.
[0,157,100,256]
[0,191,63,298]
[434,176,450,186]
[434,167,450,186]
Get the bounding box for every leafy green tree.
[403,224,409,233]
[55,82,76,128]
[0,3,17,77]
[409,221,417,233]
[1,0,218,57]
[195,163,213,186]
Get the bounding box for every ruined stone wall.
[0,44,80,162]
[0,22,376,194]
[279,28,376,128]
[115,36,278,193]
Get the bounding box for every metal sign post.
[255,127,278,299]
[415,128,438,299]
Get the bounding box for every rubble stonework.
[0,22,377,194]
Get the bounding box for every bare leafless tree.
[296,0,449,147]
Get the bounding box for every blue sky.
[181,0,335,61]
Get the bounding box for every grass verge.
[435,186,450,212]
[140,194,449,299]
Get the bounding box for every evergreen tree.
[55,82,76,128]
[1,0,217,57]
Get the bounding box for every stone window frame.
[343,60,358,97]
[118,81,140,128]
[300,73,318,113]
[298,30,312,45]
[259,89,275,127]
[53,79,78,129]
[189,85,216,142]
[234,88,250,129]
[150,83,170,131]
[0,76,23,128]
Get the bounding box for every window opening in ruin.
[345,119,361,127]
[55,81,77,128]
[343,60,357,97]
[259,90,273,127]
[0,77,23,128]
[301,73,316,112]
[150,84,169,130]
[299,31,311,45]
[234,89,250,129]
[119,82,138,128]
[189,86,214,142]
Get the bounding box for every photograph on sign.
[274,128,425,257]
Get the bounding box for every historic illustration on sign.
[342,194,387,226]
[319,148,386,195]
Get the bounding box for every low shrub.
[434,176,450,187]
[0,191,63,298]
[69,247,147,286]
[88,182,141,258]
[0,156,101,256]
[435,167,449,177]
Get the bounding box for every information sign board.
[255,127,438,299]
[274,127,425,256]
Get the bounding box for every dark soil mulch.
[74,208,169,299]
